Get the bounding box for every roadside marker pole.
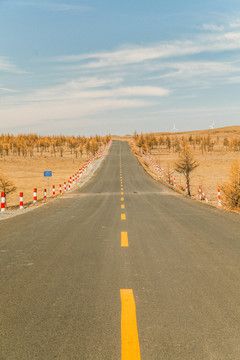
[218,188,221,207]
[185,182,188,194]
[59,184,62,194]
[20,192,23,209]
[53,185,56,196]
[1,192,6,212]
[44,189,47,198]
[33,188,37,203]
[174,178,176,187]
[199,186,202,200]
[202,191,208,203]
[64,182,66,191]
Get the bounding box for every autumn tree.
[175,146,199,196]
[222,160,240,209]
[0,176,16,207]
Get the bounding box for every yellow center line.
[121,192,124,195]
[121,213,126,220]
[121,197,124,201]
[120,289,141,360]
[121,204,125,209]
[121,232,128,247]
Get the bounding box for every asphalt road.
[1,140,240,360]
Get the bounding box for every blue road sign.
[44,171,52,177]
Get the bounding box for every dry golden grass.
[132,126,240,207]
[0,154,89,208]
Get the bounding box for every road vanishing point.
[1,140,240,359]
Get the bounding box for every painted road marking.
[121,197,124,201]
[121,232,128,247]
[121,204,125,209]
[121,192,124,195]
[120,289,141,360]
[121,214,126,220]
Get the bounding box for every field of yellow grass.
[0,154,89,208]
[132,126,240,207]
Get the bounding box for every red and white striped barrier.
[202,191,208,203]
[1,192,6,212]
[20,192,23,209]
[44,189,47,198]
[64,182,66,191]
[53,185,56,196]
[33,188,37,203]
[68,180,71,190]
[59,184,62,194]
[218,188,221,207]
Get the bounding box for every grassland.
[132,126,240,208]
[0,134,109,208]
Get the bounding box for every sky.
[0,0,240,136]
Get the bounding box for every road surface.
[1,140,240,359]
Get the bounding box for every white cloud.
[0,87,17,93]
[0,75,169,129]
[2,17,240,134]
[0,98,153,130]
[0,56,27,74]
[53,30,240,73]
[229,22,240,29]
[202,24,225,32]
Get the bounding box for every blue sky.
[1,0,240,135]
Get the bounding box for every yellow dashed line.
[120,289,141,360]
[121,214,126,220]
[121,197,124,201]
[121,204,125,209]
[121,232,128,247]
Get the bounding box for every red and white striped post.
[33,188,37,203]
[44,189,47,198]
[20,192,23,209]
[1,192,6,212]
[68,180,71,190]
[64,182,66,191]
[218,188,221,207]
[185,182,188,194]
[202,191,208,203]
[53,185,56,196]
[199,186,202,200]
[174,178,176,187]
[59,184,62,194]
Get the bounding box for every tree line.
[133,132,240,154]
[0,134,111,158]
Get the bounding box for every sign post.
[44,171,52,197]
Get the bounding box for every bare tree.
[175,146,199,196]
[0,176,16,207]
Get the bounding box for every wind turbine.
[209,121,215,129]
[171,123,178,133]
